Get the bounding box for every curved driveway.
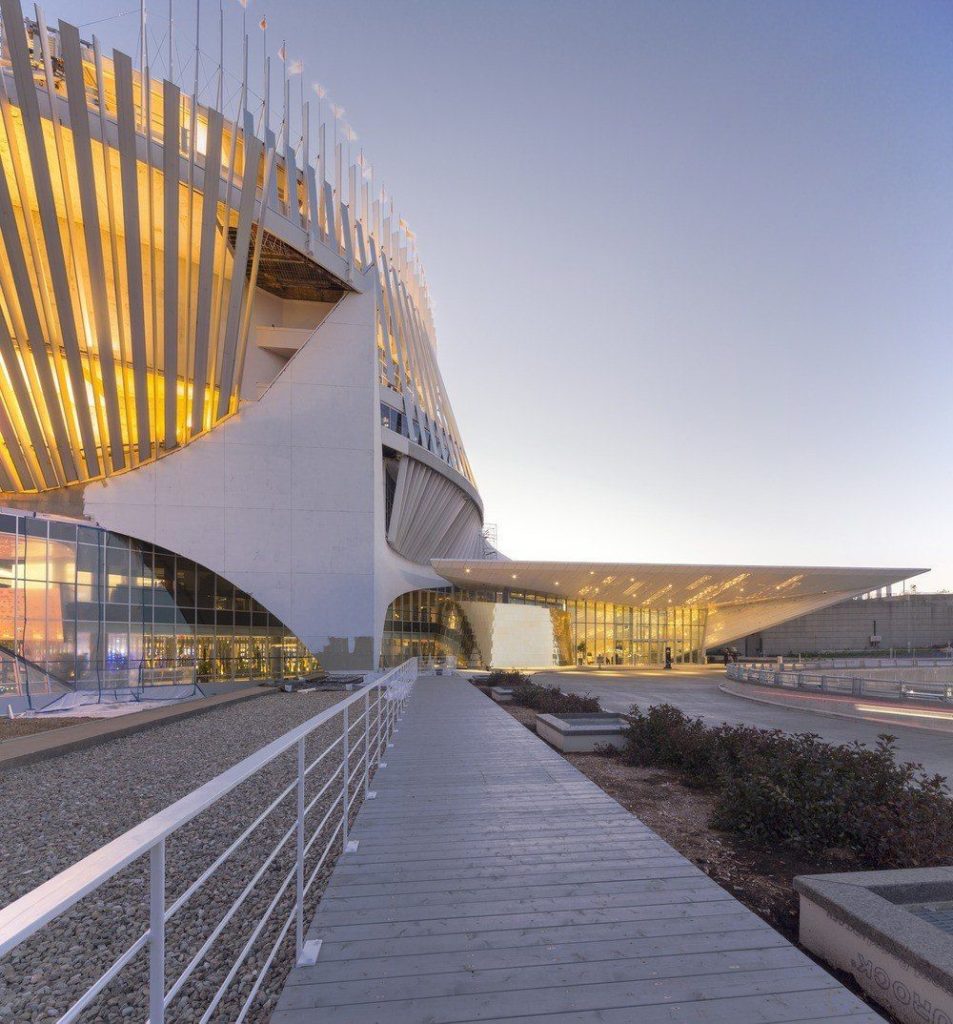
[536,667,953,782]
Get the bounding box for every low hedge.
[479,671,601,714]
[619,704,953,868]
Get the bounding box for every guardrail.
[0,657,418,1023]
[742,656,953,670]
[727,662,953,705]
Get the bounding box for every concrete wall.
[75,271,476,672]
[80,282,381,670]
[739,594,953,656]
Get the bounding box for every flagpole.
[259,16,268,136]
[217,0,223,111]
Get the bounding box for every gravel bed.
[0,689,389,1022]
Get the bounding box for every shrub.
[475,672,601,714]
[483,670,533,688]
[619,704,721,783]
[517,683,600,715]
[618,704,953,867]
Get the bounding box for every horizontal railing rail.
[727,661,953,705]
[0,657,418,1023]
[742,656,953,670]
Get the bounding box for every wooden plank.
[272,676,876,1024]
[273,965,854,1020]
[280,946,809,1007]
[285,927,790,985]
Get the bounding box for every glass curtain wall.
[565,601,707,666]
[0,511,319,697]
[381,589,482,667]
[381,586,708,668]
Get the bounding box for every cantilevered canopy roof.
[431,560,927,610]
[431,560,929,646]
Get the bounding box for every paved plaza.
[546,667,953,781]
[273,675,882,1023]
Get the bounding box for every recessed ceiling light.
[511,574,517,579]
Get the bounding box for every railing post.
[295,737,305,961]
[149,839,165,1024]
[363,689,370,795]
[377,686,385,764]
[342,704,350,847]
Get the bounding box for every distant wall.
[738,594,953,656]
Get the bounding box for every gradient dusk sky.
[50,0,953,588]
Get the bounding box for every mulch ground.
[0,717,93,742]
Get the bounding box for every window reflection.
[0,512,320,696]
[381,586,708,668]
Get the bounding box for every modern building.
[734,591,953,658]
[0,0,926,694]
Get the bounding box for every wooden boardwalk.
[272,675,882,1023]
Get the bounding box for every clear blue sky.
[56,0,953,588]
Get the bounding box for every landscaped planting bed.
[498,683,953,944]
[473,670,601,713]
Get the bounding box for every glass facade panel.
[381,588,483,668]
[381,586,709,668]
[0,511,320,700]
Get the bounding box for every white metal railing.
[727,661,953,705]
[742,656,953,670]
[0,657,417,1023]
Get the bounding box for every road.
[536,666,953,782]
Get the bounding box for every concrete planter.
[795,867,953,1024]
[535,712,628,752]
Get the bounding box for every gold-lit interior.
[0,25,264,493]
[0,10,474,493]
[381,588,709,668]
[0,513,320,695]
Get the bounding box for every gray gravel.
[0,689,386,1023]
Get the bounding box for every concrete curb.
[719,680,953,735]
[0,686,272,771]
[795,867,953,1024]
